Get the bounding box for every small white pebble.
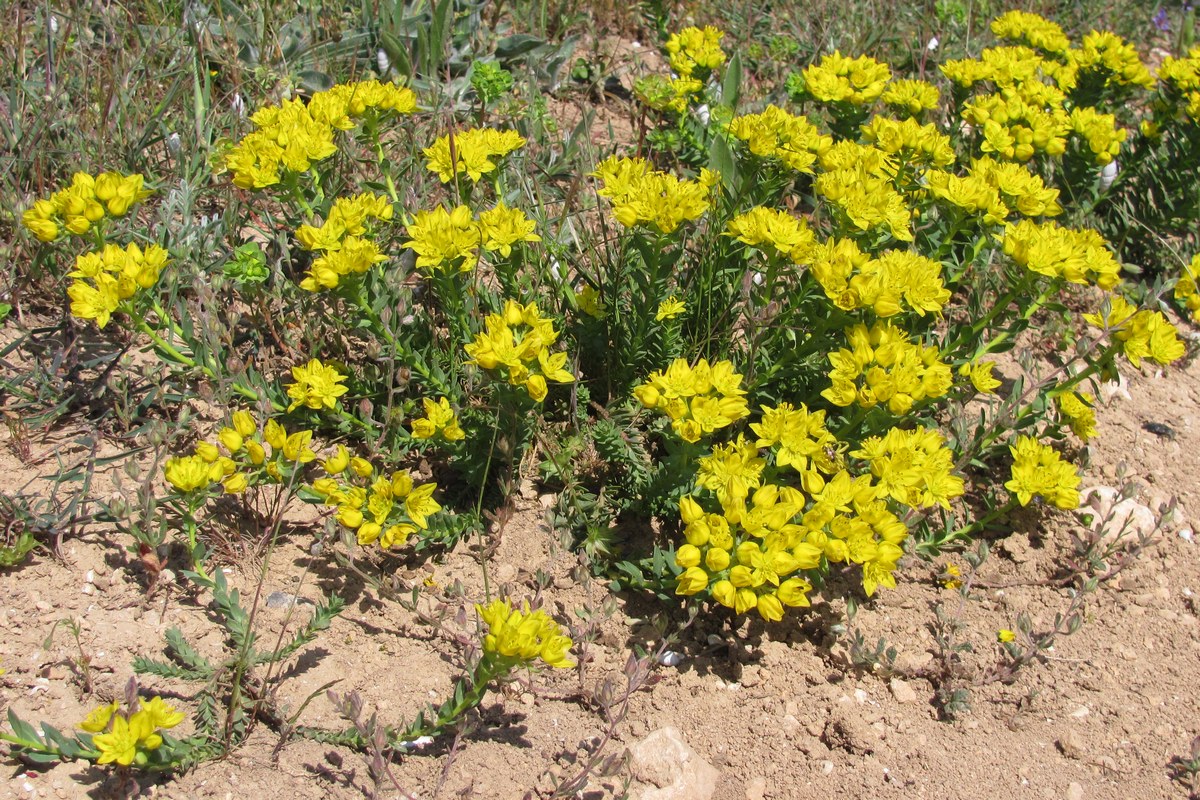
[398,735,435,751]
[657,650,683,667]
[926,36,939,52]
[1179,527,1194,542]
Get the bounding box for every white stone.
[628,727,719,800]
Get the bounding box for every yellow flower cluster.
[1070,31,1153,90]
[851,426,965,510]
[403,202,540,273]
[800,51,891,106]
[1001,219,1121,289]
[633,358,750,443]
[655,295,686,321]
[164,412,317,495]
[726,105,831,173]
[226,80,417,189]
[881,79,941,118]
[410,397,465,441]
[1004,435,1080,509]
[726,206,816,262]
[476,599,575,668]
[295,193,393,291]
[286,357,349,413]
[80,697,184,767]
[634,74,704,115]
[960,360,1002,394]
[750,402,840,490]
[962,91,1070,162]
[590,156,714,233]
[1174,254,1200,322]
[803,238,950,317]
[1156,47,1200,124]
[464,300,575,401]
[423,128,526,183]
[860,117,955,168]
[1056,390,1097,441]
[920,169,1009,225]
[677,455,912,614]
[1083,295,1186,369]
[22,172,151,241]
[822,321,953,414]
[969,156,1063,217]
[990,10,1071,55]
[814,146,913,241]
[310,451,441,549]
[66,242,169,329]
[1068,107,1126,165]
[665,25,726,79]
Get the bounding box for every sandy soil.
[0,340,1198,800]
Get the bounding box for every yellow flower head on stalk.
[1005,435,1080,509]
[860,116,956,168]
[21,171,152,241]
[969,157,1062,218]
[314,458,441,549]
[850,426,965,510]
[990,10,1071,55]
[800,52,892,106]
[575,284,605,318]
[295,193,394,252]
[1056,391,1097,441]
[476,599,575,668]
[881,79,941,118]
[1175,254,1200,323]
[590,157,712,234]
[726,105,830,173]
[225,81,415,190]
[960,360,1003,394]
[403,205,481,273]
[634,358,749,443]
[286,358,350,412]
[1068,106,1127,165]
[1069,30,1154,91]
[1001,219,1121,290]
[464,300,575,402]
[478,202,541,257]
[64,243,170,329]
[750,402,840,491]
[822,321,953,415]
[410,397,466,441]
[664,26,725,79]
[423,128,526,183]
[164,455,215,493]
[1083,295,1186,368]
[655,296,686,321]
[84,696,184,766]
[726,206,816,262]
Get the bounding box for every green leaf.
[708,134,738,194]
[166,627,214,673]
[721,51,742,108]
[8,709,43,745]
[496,34,546,61]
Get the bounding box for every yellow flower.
[476,599,575,668]
[92,715,139,765]
[655,296,686,321]
[79,701,120,733]
[997,628,1017,643]
[286,358,349,413]
[164,455,213,493]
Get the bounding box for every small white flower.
[231,93,245,118]
[657,650,683,667]
[376,49,391,75]
[1099,159,1119,191]
[927,36,940,52]
[49,15,59,34]
[751,271,764,286]
[695,103,711,126]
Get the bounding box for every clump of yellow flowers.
[476,599,575,669]
[1004,435,1081,509]
[164,412,317,496]
[309,451,441,550]
[79,696,185,767]
[634,358,750,443]
[225,80,417,190]
[463,300,575,402]
[423,127,526,183]
[286,358,350,413]
[404,202,540,273]
[1084,295,1186,369]
[65,242,170,329]
[22,171,152,241]
[822,321,953,415]
[1174,254,1200,323]
[410,397,466,442]
[294,193,393,291]
[590,156,715,234]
